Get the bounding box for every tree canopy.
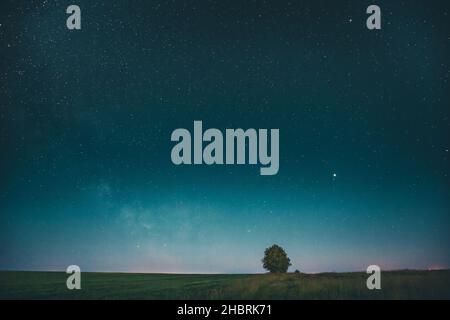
[262,244,291,273]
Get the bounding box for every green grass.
[1,270,449,299]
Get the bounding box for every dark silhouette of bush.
[262,244,291,273]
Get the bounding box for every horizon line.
[1,268,448,275]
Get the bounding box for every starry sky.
[0,0,449,273]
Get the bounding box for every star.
[333,173,337,178]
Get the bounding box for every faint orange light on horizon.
[427,265,446,271]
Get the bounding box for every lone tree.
[262,244,291,273]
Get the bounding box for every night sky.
[0,0,449,273]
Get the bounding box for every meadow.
[0,270,449,300]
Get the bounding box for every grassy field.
[1,270,449,299]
